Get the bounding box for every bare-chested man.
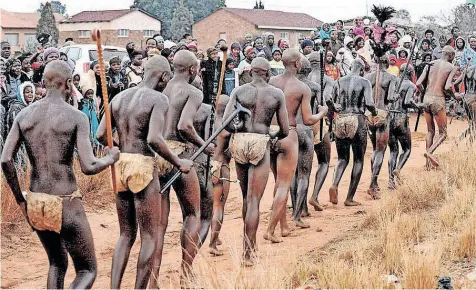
[329,59,377,206]
[364,56,397,198]
[416,46,457,167]
[152,50,214,285]
[1,60,120,289]
[388,64,421,188]
[222,57,289,266]
[208,95,234,256]
[266,49,328,238]
[307,51,336,212]
[96,56,193,289]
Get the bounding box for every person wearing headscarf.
[242,33,254,52]
[228,42,244,68]
[336,36,355,76]
[432,35,448,60]
[319,23,331,41]
[7,81,35,132]
[301,39,314,57]
[200,47,225,104]
[325,51,339,80]
[237,46,256,85]
[164,40,177,51]
[279,40,289,51]
[354,35,371,63]
[253,37,265,56]
[454,37,466,67]
[107,56,127,101]
[269,48,284,76]
[79,80,100,147]
[387,55,400,77]
[32,47,60,84]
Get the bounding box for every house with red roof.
[192,8,323,48]
[58,6,161,48]
[0,9,64,54]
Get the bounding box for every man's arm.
[445,66,458,91]
[301,85,328,126]
[403,83,420,109]
[1,119,25,204]
[76,113,119,175]
[275,90,290,139]
[177,89,206,148]
[416,64,429,88]
[386,76,397,102]
[363,79,377,115]
[148,100,190,172]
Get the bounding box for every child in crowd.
[387,55,400,77]
[325,51,340,80]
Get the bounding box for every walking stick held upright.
[319,48,325,141]
[205,44,228,189]
[91,29,117,194]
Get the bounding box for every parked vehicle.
[60,44,127,75]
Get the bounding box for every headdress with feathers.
[369,5,397,58]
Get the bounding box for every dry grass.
[403,248,441,289]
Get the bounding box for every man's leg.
[369,124,389,195]
[174,168,201,284]
[396,125,412,172]
[329,139,351,204]
[427,109,448,154]
[195,156,213,248]
[61,200,98,289]
[134,173,161,289]
[110,191,137,289]
[265,135,298,242]
[243,152,270,265]
[36,230,68,289]
[209,163,231,256]
[310,133,331,211]
[292,128,314,228]
[388,127,399,189]
[424,112,436,168]
[345,124,368,206]
[149,185,171,289]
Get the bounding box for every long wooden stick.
[91,29,117,194]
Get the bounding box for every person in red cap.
[237,46,256,85]
[387,54,400,77]
[187,42,198,54]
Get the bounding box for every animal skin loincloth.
[229,133,270,165]
[312,118,329,145]
[365,109,388,128]
[334,114,359,139]
[424,95,445,115]
[156,140,193,176]
[115,153,156,193]
[26,190,82,233]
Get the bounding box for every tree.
[170,0,194,42]
[36,2,59,46]
[452,4,476,37]
[395,9,411,21]
[38,1,67,16]
[253,0,264,9]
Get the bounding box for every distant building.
[0,9,64,54]
[192,8,323,48]
[59,6,161,48]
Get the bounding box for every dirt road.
[1,115,468,288]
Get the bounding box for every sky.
[1,0,465,23]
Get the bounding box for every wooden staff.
[91,29,117,194]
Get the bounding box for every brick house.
[58,7,161,48]
[0,9,64,55]
[192,8,322,48]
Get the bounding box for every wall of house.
[1,28,37,54]
[192,10,258,48]
[59,29,159,48]
[256,29,313,48]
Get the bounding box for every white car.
[60,44,128,75]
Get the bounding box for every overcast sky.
[2,0,465,23]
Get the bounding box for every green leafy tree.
[254,0,264,9]
[170,0,194,42]
[36,2,59,46]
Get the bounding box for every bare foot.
[309,199,324,211]
[209,247,224,256]
[302,210,311,217]
[263,232,283,243]
[329,186,338,204]
[367,188,380,200]
[424,152,440,169]
[281,227,292,237]
[216,237,222,246]
[344,200,362,206]
[294,219,310,228]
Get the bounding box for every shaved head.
[443,45,455,54]
[351,59,365,73]
[308,51,321,63]
[173,50,198,73]
[43,60,72,90]
[251,57,271,70]
[144,55,171,77]
[300,56,311,70]
[282,48,301,68]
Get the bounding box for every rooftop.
[60,7,161,23]
[1,9,64,29]
[198,8,322,29]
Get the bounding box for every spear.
[319,47,327,141]
[91,29,117,194]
